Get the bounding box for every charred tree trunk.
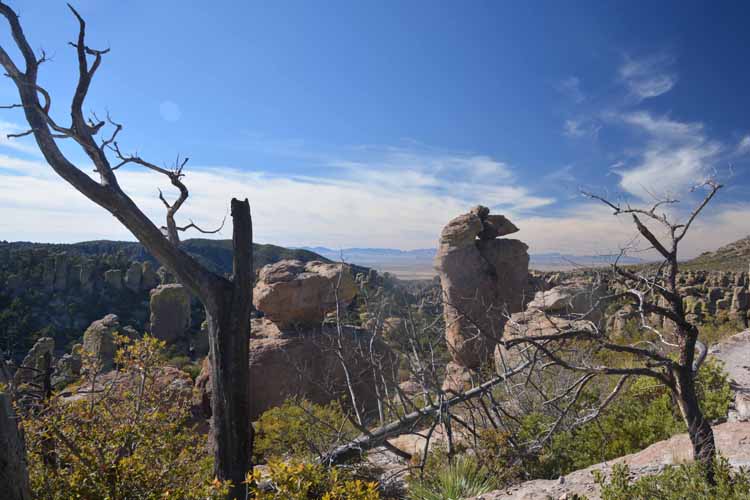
[207,199,254,499]
[0,6,258,498]
[675,367,717,482]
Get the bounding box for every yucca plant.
[408,456,496,500]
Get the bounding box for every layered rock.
[82,314,119,370]
[253,260,357,328]
[149,284,191,344]
[435,206,529,373]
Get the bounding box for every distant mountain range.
[300,247,647,279]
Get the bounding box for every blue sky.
[0,1,748,256]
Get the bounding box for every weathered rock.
[149,284,191,344]
[194,318,390,421]
[104,269,123,290]
[14,337,55,386]
[435,206,529,369]
[141,261,159,290]
[52,345,82,389]
[124,261,142,292]
[82,314,119,370]
[0,359,31,500]
[253,260,357,329]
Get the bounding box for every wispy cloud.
[556,76,586,103]
[563,118,600,139]
[0,138,554,248]
[613,111,722,200]
[618,53,677,100]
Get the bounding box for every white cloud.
[563,118,600,139]
[737,135,750,155]
[0,121,43,156]
[0,144,554,249]
[614,112,722,201]
[619,53,677,100]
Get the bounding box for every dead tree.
[504,180,723,481]
[0,4,253,497]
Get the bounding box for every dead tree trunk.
[0,4,254,497]
[674,366,717,479]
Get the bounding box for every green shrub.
[247,460,380,500]
[253,398,357,462]
[545,359,731,476]
[407,456,496,500]
[595,458,750,500]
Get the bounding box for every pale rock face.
[253,260,357,329]
[82,314,119,371]
[435,206,529,370]
[149,284,191,344]
[14,337,55,386]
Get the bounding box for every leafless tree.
[0,4,253,497]
[503,180,723,481]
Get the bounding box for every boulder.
[14,337,55,387]
[194,318,391,421]
[82,314,119,371]
[52,345,82,389]
[435,206,529,369]
[149,284,191,344]
[253,260,357,329]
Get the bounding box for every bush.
[595,458,750,500]
[247,460,380,500]
[23,335,228,500]
[407,456,496,500]
[253,398,358,462]
[545,358,731,476]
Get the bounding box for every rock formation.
[195,260,383,420]
[194,317,387,421]
[149,284,191,344]
[124,261,142,292]
[253,260,357,328]
[435,206,529,380]
[0,357,31,500]
[13,337,55,387]
[82,314,120,370]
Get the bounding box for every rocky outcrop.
[435,206,529,374]
[467,421,750,500]
[82,314,119,370]
[194,318,389,421]
[149,284,191,344]
[253,260,357,328]
[0,357,31,500]
[13,337,55,387]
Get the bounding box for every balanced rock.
[149,284,191,344]
[435,206,529,370]
[83,314,119,370]
[253,260,357,328]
